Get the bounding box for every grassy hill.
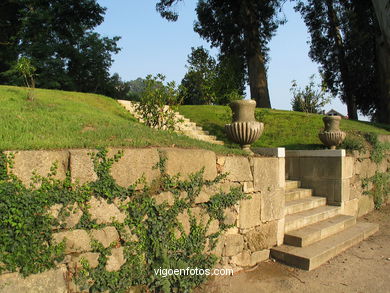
[1,85,389,152]
[0,86,241,154]
[178,105,390,150]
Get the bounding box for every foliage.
[295,0,381,120]
[362,170,390,209]
[14,57,36,100]
[0,0,120,96]
[180,47,245,106]
[290,75,330,114]
[364,133,390,164]
[156,0,286,108]
[0,149,247,292]
[340,135,366,153]
[136,74,182,131]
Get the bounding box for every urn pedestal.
[225,100,264,154]
[318,116,346,149]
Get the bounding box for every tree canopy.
[0,0,120,96]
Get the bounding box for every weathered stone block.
[230,250,251,267]
[260,188,285,222]
[358,196,375,217]
[0,265,67,293]
[176,207,218,236]
[285,157,300,179]
[71,252,100,269]
[160,148,217,180]
[223,207,237,226]
[152,191,176,205]
[88,197,126,224]
[245,221,277,251]
[342,198,358,217]
[219,156,252,181]
[238,193,261,229]
[5,150,68,186]
[69,149,98,185]
[106,247,125,272]
[91,226,120,248]
[276,218,285,246]
[52,230,91,253]
[342,156,354,179]
[223,234,244,257]
[250,249,270,266]
[49,202,83,229]
[109,148,160,188]
[299,157,342,180]
[252,157,280,192]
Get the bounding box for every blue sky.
[95,0,359,118]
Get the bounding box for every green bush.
[136,74,182,131]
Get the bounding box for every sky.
[95,0,364,119]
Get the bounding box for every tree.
[371,0,390,124]
[156,0,285,108]
[0,0,120,95]
[295,0,382,121]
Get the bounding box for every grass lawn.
[0,86,244,154]
[178,105,390,150]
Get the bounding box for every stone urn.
[318,116,346,149]
[225,99,264,153]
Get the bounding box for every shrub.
[290,74,330,114]
[136,74,182,131]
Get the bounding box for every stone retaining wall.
[0,147,285,292]
[286,149,390,217]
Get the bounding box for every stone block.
[238,193,261,229]
[358,196,375,217]
[285,157,300,179]
[49,202,83,229]
[260,189,285,222]
[223,234,244,257]
[223,207,237,226]
[71,252,100,269]
[5,150,68,186]
[276,218,285,246]
[160,148,217,180]
[299,157,342,180]
[52,230,91,253]
[69,149,98,185]
[250,249,270,265]
[342,198,358,217]
[106,247,125,272]
[245,221,277,251]
[90,226,120,248]
[176,207,218,236]
[0,265,67,293]
[243,182,254,193]
[152,191,176,205]
[230,250,251,267]
[109,148,160,188]
[219,156,252,181]
[252,158,280,192]
[342,156,354,179]
[88,197,126,224]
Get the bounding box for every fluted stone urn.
[225,99,264,153]
[318,116,346,149]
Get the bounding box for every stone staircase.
[271,180,379,270]
[117,100,224,145]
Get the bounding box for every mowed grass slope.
[178,105,390,149]
[0,86,242,153]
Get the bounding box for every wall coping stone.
[286,149,346,157]
[252,147,285,158]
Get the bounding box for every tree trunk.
[243,2,271,108]
[325,0,358,120]
[246,52,271,108]
[375,36,390,124]
[372,0,390,123]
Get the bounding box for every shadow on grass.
[282,144,325,150]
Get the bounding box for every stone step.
[285,180,301,190]
[285,205,340,233]
[284,214,356,247]
[285,197,327,215]
[285,188,312,202]
[271,222,379,270]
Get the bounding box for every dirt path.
[196,204,390,293]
